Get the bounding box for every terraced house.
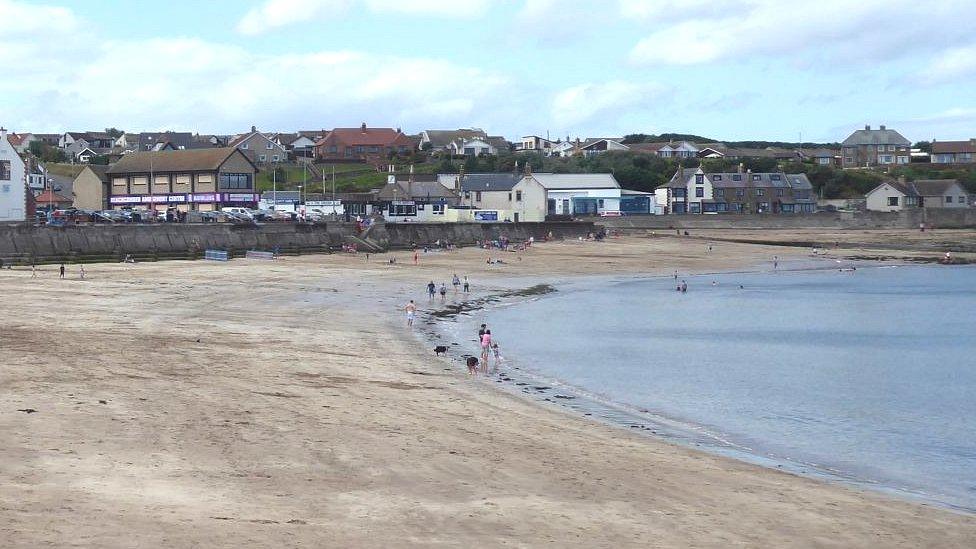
[841,125,910,167]
[656,167,815,214]
[313,123,415,162]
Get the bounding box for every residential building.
[798,148,839,166]
[655,141,700,158]
[6,132,36,153]
[375,166,458,221]
[33,189,72,212]
[439,172,547,222]
[520,172,622,216]
[271,131,324,159]
[447,136,509,156]
[931,139,976,164]
[865,179,969,211]
[106,147,258,213]
[314,123,416,162]
[0,128,28,221]
[71,165,110,210]
[656,167,816,214]
[516,135,554,154]
[578,138,629,157]
[228,126,288,164]
[840,125,911,167]
[420,129,495,153]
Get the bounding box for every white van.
[221,207,253,219]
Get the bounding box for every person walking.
[414,251,419,265]
[480,329,492,373]
[79,265,86,280]
[439,283,447,301]
[59,263,65,280]
[30,264,36,278]
[452,273,460,293]
[427,281,436,300]
[405,300,416,327]
[463,276,470,293]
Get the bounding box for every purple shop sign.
[109,195,142,204]
[190,193,218,203]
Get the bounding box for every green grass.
[254,161,439,193]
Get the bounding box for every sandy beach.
[2,231,975,548]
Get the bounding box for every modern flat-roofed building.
[106,147,258,213]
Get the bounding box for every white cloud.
[914,45,976,86]
[628,0,976,68]
[238,0,488,35]
[551,80,669,129]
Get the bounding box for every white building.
[0,128,28,222]
[865,179,970,211]
[521,172,622,216]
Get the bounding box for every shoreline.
[415,263,976,515]
[4,233,976,547]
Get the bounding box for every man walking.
[427,281,436,300]
[59,263,65,280]
[405,300,416,327]
[452,273,461,293]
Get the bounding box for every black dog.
[434,346,448,356]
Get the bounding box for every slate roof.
[138,132,192,150]
[841,127,911,146]
[456,173,521,192]
[424,129,488,148]
[377,179,457,201]
[107,148,251,174]
[318,126,413,147]
[912,179,963,196]
[82,164,110,183]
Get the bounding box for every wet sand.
[2,233,975,547]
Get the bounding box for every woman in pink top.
[480,330,492,373]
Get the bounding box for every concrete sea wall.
[597,208,976,231]
[0,221,595,264]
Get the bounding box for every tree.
[104,127,123,138]
[28,140,67,163]
[913,141,932,153]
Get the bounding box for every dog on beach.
[434,345,448,356]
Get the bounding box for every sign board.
[474,210,498,221]
[224,193,258,202]
[190,193,218,203]
[306,200,341,207]
[109,195,142,204]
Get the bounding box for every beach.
[2,231,975,548]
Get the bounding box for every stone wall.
[0,221,595,264]
[597,209,976,231]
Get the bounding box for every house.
[578,138,629,157]
[516,135,554,154]
[447,136,509,156]
[106,147,258,213]
[656,141,700,158]
[931,139,976,164]
[271,131,324,159]
[866,179,969,211]
[520,172,622,216]
[438,172,547,222]
[0,128,28,221]
[419,129,489,153]
[314,123,416,163]
[71,165,110,210]
[60,131,116,151]
[799,148,839,166]
[656,167,816,214]
[841,125,911,167]
[375,166,458,221]
[228,126,289,164]
[6,132,36,153]
[32,134,60,147]
[33,189,73,212]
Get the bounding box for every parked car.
[221,207,254,220]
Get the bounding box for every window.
[946,196,953,203]
[715,188,725,198]
[0,160,9,180]
[695,174,704,184]
[960,196,967,203]
[888,145,895,151]
[356,146,364,153]
[673,188,686,198]
[175,174,191,185]
[756,188,765,196]
[464,191,470,199]
[879,155,893,164]
[713,175,722,181]
[758,202,769,212]
[781,204,795,213]
[475,191,482,201]
[752,174,761,181]
[329,146,338,153]
[272,155,279,162]
[845,157,854,164]
[695,187,704,197]
[770,174,781,181]
[703,203,717,213]
[516,190,522,201]
[391,203,416,216]
[730,203,742,212]
[266,142,273,150]
[716,202,727,212]
[598,199,605,208]
[508,192,512,201]
[878,145,884,152]
[736,188,744,197]
[689,202,701,213]
[219,173,252,190]
[1,184,8,193]
[241,143,248,150]
[905,197,917,206]
[888,196,899,206]
[732,174,742,181]
[368,146,379,153]
[112,177,126,187]
[777,189,784,197]
[464,147,475,155]
[432,204,445,214]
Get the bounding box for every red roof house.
[314,123,416,163]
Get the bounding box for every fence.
[204,249,229,261]
[245,250,275,260]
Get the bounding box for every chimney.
[361,122,367,133]
[970,138,975,147]
[251,125,256,132]
[738,162,744,174]
[898,175,907,184]
[0,127,6,142]
[525,163,532,176]
[387,164,395,186]
[880,125,886,131]
[864,125,871,130]
[513,160,518,175]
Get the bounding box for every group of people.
[468,323,499,374]
[425,273,470,301]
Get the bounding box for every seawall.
[0,221,595,264]
[598,208,976,231]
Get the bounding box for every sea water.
[472,265,976,510]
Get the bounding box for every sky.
[2,0,976,143]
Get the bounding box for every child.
[466,356,479,375]
[491,342,500,361]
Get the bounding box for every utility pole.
[272,158,277,212]
[148,151,154,222]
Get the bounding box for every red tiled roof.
[316,127,413,147]
[931,140,976,154]
[35,189,72,204]
[7,133,27,146]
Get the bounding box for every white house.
[656,141,700,158]
[865,179,970,211]
[448,137,497,156]
[521,172,622,216]
[0,128,28,222]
